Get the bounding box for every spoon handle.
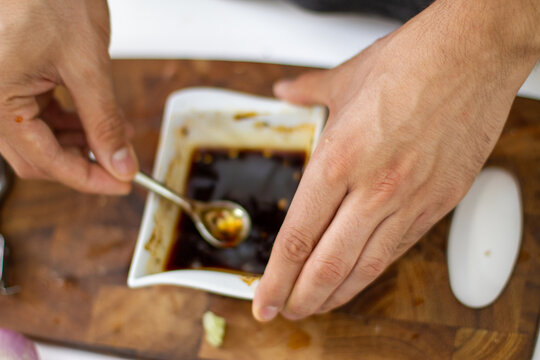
[88,151,193,213]
[133,172,193,211]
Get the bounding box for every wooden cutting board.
[0,60,538,360]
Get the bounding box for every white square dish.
[127,87,326,299]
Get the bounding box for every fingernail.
[257,306,279,322]
[274,79,293,94]
[111,146,136,177]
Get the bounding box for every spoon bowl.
[192,200,251,248]
[90,152,252,248]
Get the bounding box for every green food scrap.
[202,311,226,347]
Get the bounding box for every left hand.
[0,0,137,194]
[252,0,540,321]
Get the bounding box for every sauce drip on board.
[165,147,306,274]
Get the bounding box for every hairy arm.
[252,0,540,321]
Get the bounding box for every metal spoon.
[89,152,251,248]
[0,156,19,295]
[0,234,20,295]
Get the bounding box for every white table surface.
[37,0,540,358]
[107,0,540,99]
[36,343,125,360]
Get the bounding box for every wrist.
[441,0,540,64]
[400,0,540,95]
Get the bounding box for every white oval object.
[448,167,522,308]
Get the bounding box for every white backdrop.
[108,0,540,99]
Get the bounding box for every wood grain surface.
[0,60,538,360]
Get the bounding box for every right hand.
[0,0,138,194]
[252,0,540,321]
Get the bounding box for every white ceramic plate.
[448,167,522,308]
[127,87,326,299]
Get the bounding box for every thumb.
[273,70,330,106]
[60,53,138,182]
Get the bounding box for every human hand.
[253,0,540,320]
[0,0,137,194]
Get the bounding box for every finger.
[252,140,348,322]
[273,70,331,106]
[316,212,413,313]
[390,211,434,262]
[318,198,452,314]
[0,141,51,180]
[59,45,138,181]
[54,149,129,194]
[7,115,130,194]
[42,100,134,141]
[385,202,453,265]
[280,191,390,320]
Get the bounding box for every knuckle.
[412,211,432,235]
[407,212,436,245]
[356,256,387,280]
[317,145,351,186]
[279,227,313,264]
[378,237,397,260]
[393,234,416,256]
[90,111,125,146]
[312,255,350,285]
[368,152,419,203]
[371,166,404,199]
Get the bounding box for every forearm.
[386,0,540,102]
[434,0,540,69]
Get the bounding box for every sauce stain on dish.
[273,124,315,134]
[234,111,258,120]
[239,275,260,286]
[253,121,269,129]
[178,126,190,137]
[165,147,307,274]
[15,116,23,123]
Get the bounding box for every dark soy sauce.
[165,148,306,274]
